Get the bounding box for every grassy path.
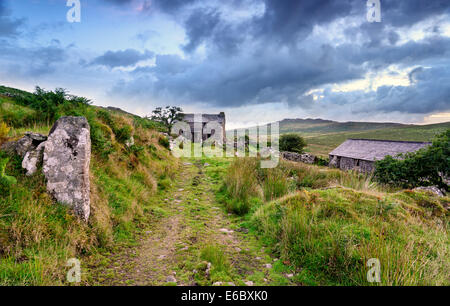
[89,159,294,286]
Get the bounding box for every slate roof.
[329,139,431,161]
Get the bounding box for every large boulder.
[43,117,91,221]
[1,132,47,158]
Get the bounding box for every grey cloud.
[90,49,154,68]
[0,41,67,76]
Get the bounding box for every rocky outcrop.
[1,132,47,158]
[281,151,316,164]
[43,117,91,221]
[22,141,46,176]
[413,186,445,197]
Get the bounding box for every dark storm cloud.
[381,0,450,27]
[107,0,450,117]
[151,0,200,13]
[90,49,154,68]
[101,0,133,6]
[182,9,221,53]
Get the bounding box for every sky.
[0,0,449,129]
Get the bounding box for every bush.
[374,129,450,191]
[158,136,170,150]
[280,134,307,154]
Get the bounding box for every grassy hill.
[0,85,179,285]
[1,85,448,287]
[279,118,407,134]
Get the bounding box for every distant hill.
[278,118,407,134]
[228,117,450,157]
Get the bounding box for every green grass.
[251,189,449,285]
[220,157,449,286]
[0,85,179,285]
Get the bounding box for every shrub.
[158,136,170,150]
[374,129,450,191]
[280,134,307,154]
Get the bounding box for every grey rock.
[244,281,254,286]
[43,116,91,221]
[125,136,134,147]
[413,186,445,197]
[1,132,47,158]
[213,282,223,286]
[166,275,177,283]
[281,151,316,164]
[264,263,272,269]
[22,141,46,176]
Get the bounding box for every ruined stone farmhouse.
[329,139,431,173]
[180,113,226,143]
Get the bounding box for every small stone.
[227,282,235,286]
[213,282,223,286]
[178,188,184,191]
[286,273,294,278]
[263,278,268,282]
[166,275,176,283]
[244,281,254,286]
[255,257,262,260]
[235,247,241,252]
[193,269,198,274]
[219,228,233,234]
[273,258,279,262]
[204,163,210,166]
[264,264,272,269]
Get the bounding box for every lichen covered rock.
[1,132,47,158]
[43,116,91,221]
[22,141,46,176]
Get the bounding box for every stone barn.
[180,112,226,143]
[329,139,431,173]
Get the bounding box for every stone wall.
[339,157,357,171]
[281,151,316,164]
